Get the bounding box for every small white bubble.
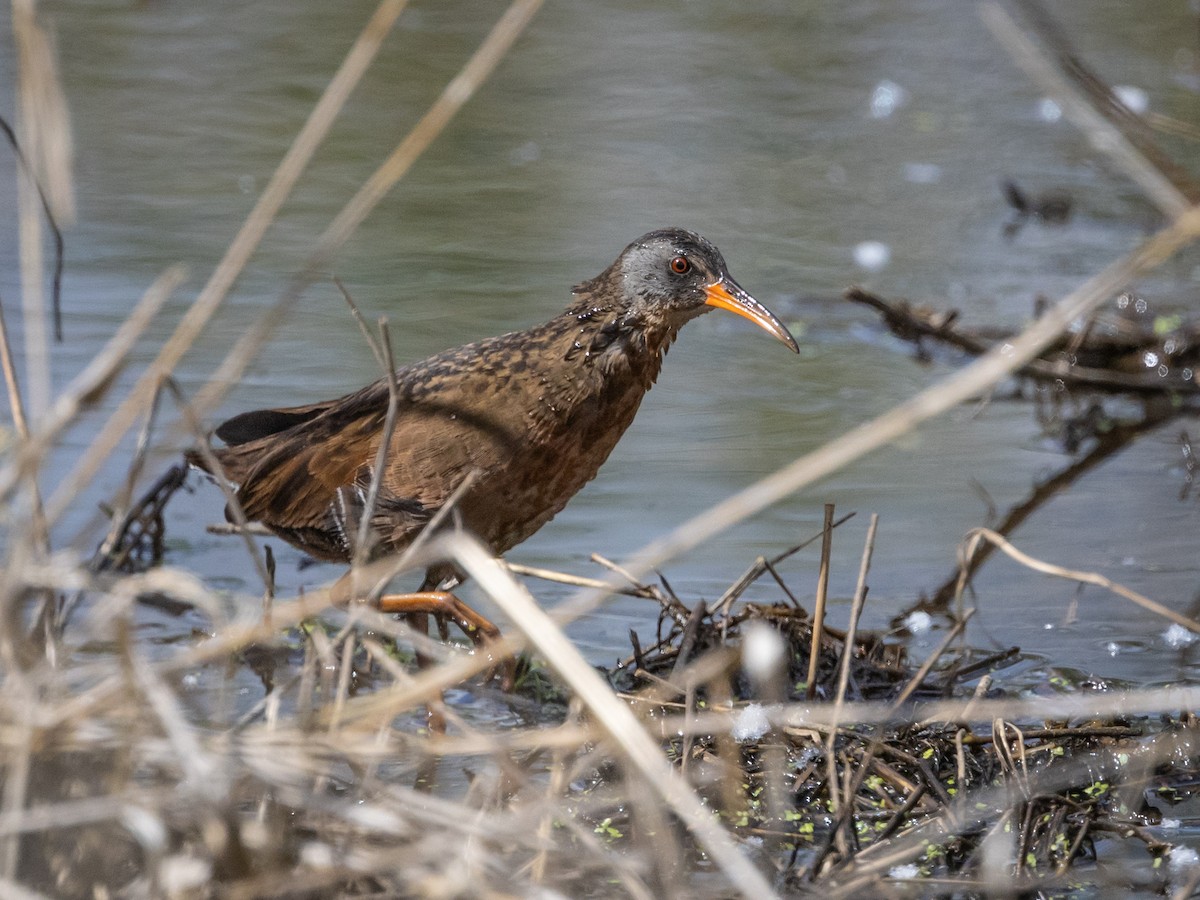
[1169,844,1200,874]
[889,863,921,880]
[904,611,933,634]
[1044,623,1055,630]
[869,80,908,119]
[1159,364,1169,378]
[508,140,541,166]
[1113,85,1149,114]
[1106,641,1121,657]
[732,703,771,743]
[903,162,942,184]
[1163,624,1198,649]
[1037,97,1063,122]
[1144,351,1160,368]
[793,746,821,767]
[1135,297,1148,314]
[853,240,891,271]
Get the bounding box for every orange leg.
[381,591,514,691]
[376,591,503,644]
[328,575,514,690]
[402,611,446,734]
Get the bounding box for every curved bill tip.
[704,279,799,353]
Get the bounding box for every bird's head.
[598,228,798,352]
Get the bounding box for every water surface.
[2,0,1199,682]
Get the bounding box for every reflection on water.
[3,0,1200,681]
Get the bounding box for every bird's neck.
[562,292,684,369]
[513,293,684,445]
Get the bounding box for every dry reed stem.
[0,874,45,900]
[0,297,30,442]
[124,638,219,792]
[714,511,855,619]
[0,718,31,881]
[833,513,877,712]
[12,0,73,424]
[354,319,400,567]
[674,683,1200,735]
[330,280,403,569]
[447,532,779,899]
[959,526,1200,633]
[806,502,835,700]
[36,0,415,526]
[1171,866,1200,900]
[503,561,660,600]
[0,291,48,561]
[9,1,73,225]
[824,514,879,815]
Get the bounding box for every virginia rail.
[191,228,797,660]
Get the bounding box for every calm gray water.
[3,0,1200,682]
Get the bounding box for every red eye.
[669,255,690,274]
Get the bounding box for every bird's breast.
[457,339,660,553]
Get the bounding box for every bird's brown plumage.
[189,228,797,573]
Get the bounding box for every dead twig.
[956,527,1200,634]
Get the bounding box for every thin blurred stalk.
[12,0,75,425]
[0,299,46,554]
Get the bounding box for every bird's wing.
[214,355,531,558]
[214,400,338,446]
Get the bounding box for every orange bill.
[704,279,799,352]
